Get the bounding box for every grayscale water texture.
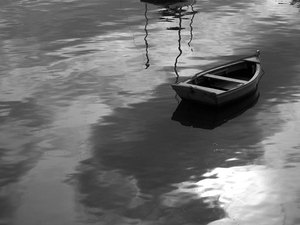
[1,0,300,224]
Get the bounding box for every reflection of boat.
[171,50,264,106]
[172,91,260,129]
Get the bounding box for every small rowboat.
[171,50,264,106]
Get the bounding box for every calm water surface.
[1,0,300,224]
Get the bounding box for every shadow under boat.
[172,91,260,129]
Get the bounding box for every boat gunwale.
[190,52,261,79]
[181,63,262,96]
[180,56,262,96]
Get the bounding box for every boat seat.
[193,85,226,94]
[204,74,248,84]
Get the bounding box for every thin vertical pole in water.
[144,3,150,69]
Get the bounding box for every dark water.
[1,0,300,224]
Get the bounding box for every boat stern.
[171,83,219,105]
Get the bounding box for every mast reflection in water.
[141,0,196,80]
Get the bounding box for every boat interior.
[189,61,257,91]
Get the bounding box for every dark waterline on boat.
[1,0,300,224]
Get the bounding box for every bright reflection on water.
[1,0,300,224]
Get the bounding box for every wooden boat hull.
[171,52,264,106]
[172,90,260,129]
